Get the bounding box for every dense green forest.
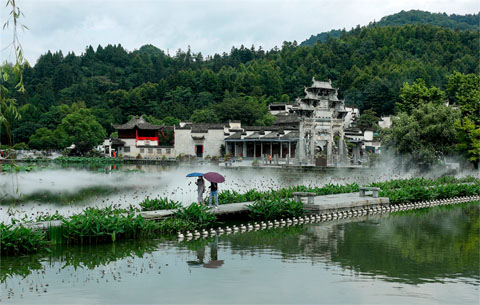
[301,9,479,46]
[1,17,479,151]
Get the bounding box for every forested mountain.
[300,10,479,46]
[2,22,479,147]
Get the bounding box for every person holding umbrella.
[208,182,218,208]
[186,172,206,204]
[203,172,225,209]
[196,176,205,204]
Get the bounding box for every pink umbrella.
[203,260,224,268]
[203,172,225,183]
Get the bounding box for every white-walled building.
[174,122,225,158]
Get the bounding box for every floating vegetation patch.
[217,183,360,205]
[140,197,181,211]
[61,206,157,245]
[23,156,123,164]
[370,176,477,190]
[379,179,480,204]
[173,203,217,228]
[248,197,304,220]
[0,223,48,256]
[1,164,36,173]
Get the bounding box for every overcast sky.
[1,0,478,65]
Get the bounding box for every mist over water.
[0,162,476,223]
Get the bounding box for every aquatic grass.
[248,197,305,220]
[173,203,216,228]
[1,163,35,173]
[139,197,181,211]
[36,211,66,222]
[0,223,48,255]
[61,207,157,244]
[217,177,478,206]
[218,183,360,205]
[380,182,480,204]
[370,176,477,190]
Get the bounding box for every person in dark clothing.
[208,182,219,208]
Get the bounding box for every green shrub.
[12,142,28,150]
[174,203,216,228]
[0,224,48,256]
[248,197,305,220]
[61,207,157,244]
[1,163,35,173]
[139,197,181,211]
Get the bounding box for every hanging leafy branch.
[1,0,27,147]
[3,0,28,92]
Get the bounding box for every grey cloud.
[1,0,478,64]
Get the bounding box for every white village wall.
[174,128,224,157]
[204,129,224,157]
[174,129,195,156]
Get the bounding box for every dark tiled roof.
[114,116,163,130]
[176,123,225,132]
[262,131,284,139]
[111,139,125,146]
[274,114,299,125]
[281,131,299,139]
[245,132,261,139]
[225,132,243,140]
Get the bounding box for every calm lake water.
[1,163,419,223]
[2,204,478,304]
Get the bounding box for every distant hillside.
[3,22,478,146]
[300,10,479,46]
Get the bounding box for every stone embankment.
[177,195,480,241]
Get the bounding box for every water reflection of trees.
[0,239,159,283]
[225,204,480,284]
[329,204,479,284]
[0,185,124,205]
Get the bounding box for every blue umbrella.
[186,172,203,177]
